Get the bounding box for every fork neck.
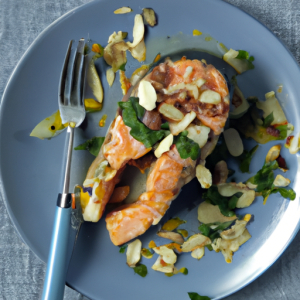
[62,126,74,196]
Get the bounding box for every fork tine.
[70,38,85,107]
[58,40,74,106]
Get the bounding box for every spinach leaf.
[239,145,259,173]
[188,292,211,300]
[199,220,234,241]
[228,192,243,209]
[119,245,127,253]
[263,112,274,128]
[236,50,255,69]
[130,97,145,119]
[119,97,165,148]
[74,137,104,156]
[275,124,288,139]
[174,131,200,160]
[133,264,148,277]
[161,122,170,130]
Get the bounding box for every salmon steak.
[79,57,230,245]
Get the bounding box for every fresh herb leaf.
[133,264,148,277]
[119,63,126,71]
[161,122,170,130]
[278,187,296,200]
[205,244,213,251]
[119,245,127,253]
[119,97,165,148]
[228,192,243,209]
[141,248,154,258]
[188,292,211,300]
[198,224,210,236]
[263,112,274,128]
[275,124,288,139]
[179,267,188,275]
[202,186,236,217]
[239,145,259,173]
[174,132,200,160]
[236,50,255,69]
[130,97,145,119]
[199,221,234,241]
[74,137,104,156]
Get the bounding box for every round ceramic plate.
[1,0,300,299]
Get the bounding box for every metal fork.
[41,39,86,300]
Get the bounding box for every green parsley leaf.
[174,132,200,160]
[199,221,234,241]
[277,187,296,200]
[119,98,165,148]
[133,264,148,277]
[161,122,170,130]
[119,245,127,253]
[235,50,255,69]
[74,137,104,156]
[239,145,259,173]
[188,292,211,300]
[119,63,126,71]
[198,224,210,236]
[263,112,274,128]
[275,124,288,139]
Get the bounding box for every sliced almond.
[106,68,115,87]
[169,111,196,135]
[127,14,145,48]
[184,66,193,79]
[197,201,237,224]
[126,239,142,267]
[187,124,210,148]
[138,80,157,111]
[157,230,184,244]
[223,128,244,157]
[153,246,177,264]
[142,8,157,26]
[181,234,211,252]
[154,134,173,158]
[196,165,212,189]
[199,90,221,104]
[265,145,281,163]
[273,174,291,187]
[158,103,184,122]
[191,247,205,260]
[114,7,132,14]
[151,256,174,273]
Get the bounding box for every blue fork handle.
[41,204,71,300]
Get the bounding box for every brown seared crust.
[128,152,157,173]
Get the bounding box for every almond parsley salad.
[30,6,298,300]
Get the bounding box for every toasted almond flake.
[130,65,150,86]
[154,134,173,158]
[181,234,211,252]
[138,80,157,110]
[194,78,206,87]
[169,111,196,135]
[151,256,174,273]
[184,66,193,79]
[126,239,142,267]
[196,165,212,189]
[157,230,184,244]
[197,201,237,224]
[265,144,281,163]
[199,90,221,104]
[289,133,300,154]
[186,124,210,148]
[127,14,145,48]
[223,128,244,157]
[191,247,205,260]
[158,103,184,121]
[114,7,132,14]
[129,38,146,62]
[142,8,157,26]
[273,174,291,187]
[106,68,115,87]
[220,220,248,240]
[153,246,177,264]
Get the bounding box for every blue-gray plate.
[1,0,300,299]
